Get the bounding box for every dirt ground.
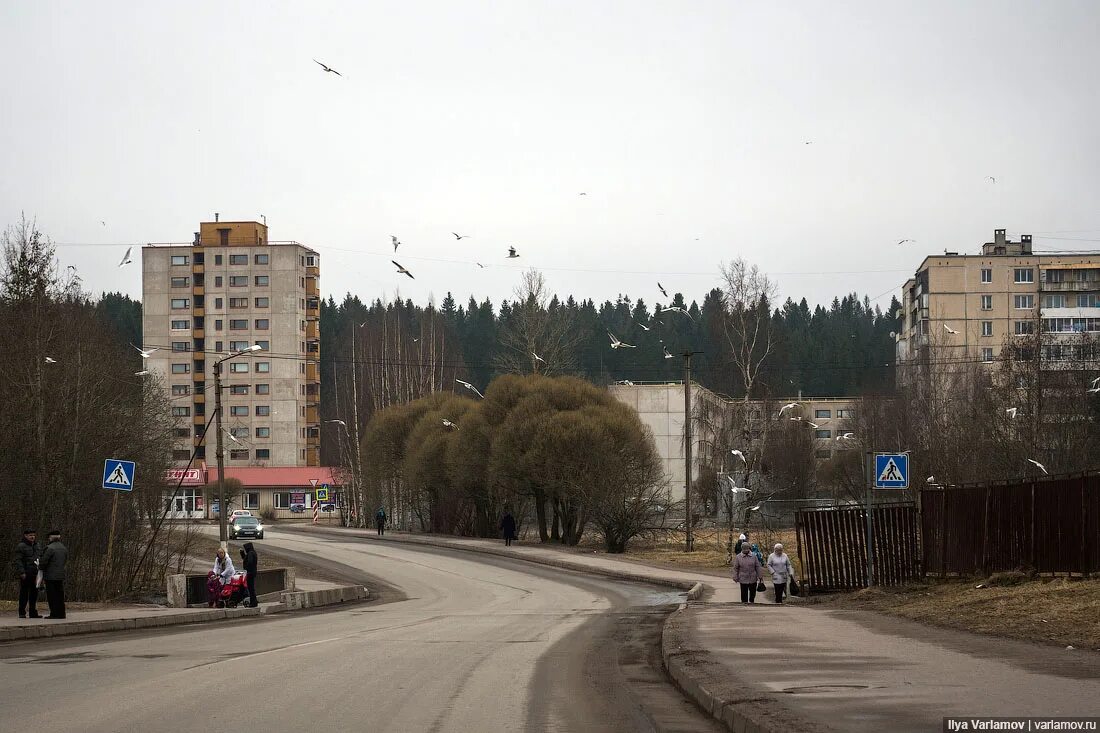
[582,527,800,574]
[811,575,1100,650]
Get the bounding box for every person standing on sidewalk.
[240,542,259,608]
[500,511,517,547]
[375,507,387,536]
[734,533,747,555]
[11,529,41,619]
[732,541,763,604]
[39,530,67,619]
[766,543,794,604]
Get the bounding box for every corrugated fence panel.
[796,504,919,591]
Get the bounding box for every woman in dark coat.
[500,512,517,547]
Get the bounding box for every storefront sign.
[165,468,205,485]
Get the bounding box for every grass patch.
[578,527,801,574]
[816,576,1100,649]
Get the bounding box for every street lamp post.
[214,345,262,548]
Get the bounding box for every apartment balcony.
[192,263,204,275]
[305,278,319,298]
[306,362,318,381]
[306,321,319,340]
[1039,281,1096,293]
[193,392,205,404]
[306,265,319,278]
[306,447,320,467]
[192,328,205,339]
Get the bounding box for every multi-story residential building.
[142,217,321,469]
[897,229,1100,367]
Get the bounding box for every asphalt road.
[0,529,723,733]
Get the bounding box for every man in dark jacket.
[375,507,386,536]
[12,529,41,618]
[39,530,67,619]
[241,542,259,608]
[500,512,517,547]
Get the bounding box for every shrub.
[258,506,277,521]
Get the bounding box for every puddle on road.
[781,684,870,694]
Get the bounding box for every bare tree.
[495,270,583,376]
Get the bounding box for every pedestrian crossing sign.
[316,485,329,502]
[874,453,908,489]
[103,459,136,491]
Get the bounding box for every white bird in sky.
[1089,376,1099,388]
[325,419,347,428]
[1088,387,1100,394]
[314,59,342,76]
[748,504,761,512]
[452,232,469,240]
[660,305,694,321]
[391,235,400,252]
[1006,407,1017,418]
[456,379,484,399]
[837,432,854,440]
[1027,459,1048,475]
[926,475,936,483]
[943,324,959,334]
[778,403,799,416]
[658,282,668,297]
[532,352,546,363]
[507,247,519,258]
[987,176,996,184]
[615,379,635,386]
[636,321,651,332]
[226,431,241,444]
[806,421,820,429]
[790,416,802,422]
[476,263,485,269]
[132,344,157,359]
[392,260,414,279]
[134,370,150,376]
[897,239,915,245]
[663,346,674,359]
[44,357,57,364]
[118,246,133,268]
[442,419,458,429]
[728,478,752,495]
[608,331,636,349]
[730,449,746,463]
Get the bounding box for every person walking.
[240,542,259,608]
[208,547,235,607]
[375,507,387,536]
[39,530,67,619]
[732,541,764,604]
[500,511,517,547]
[766,543,795,604]
[12,529,41,619]
[734,533,747,555]
[750,542,764,566]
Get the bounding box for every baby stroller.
[207,571,249,608]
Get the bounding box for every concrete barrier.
[281,585,369,610]
[167,567,296,607]
[0,607,263,643]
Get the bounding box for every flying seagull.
[790,416,803,422]
[987,176,996,184]
[132,344,158,359]
[1006,407,1017,418]
[727,477,752,494]
[532,352,546,363]
[806,421,820,429]
[44,356,58,364]
[730,449,746,463]
[926,475,936,483]
[778,403,799,416]
[836,432,854,441]
[658,282,668,297]
[748,504,761,512]
[452,232,469,240]
[391,235,400,252]
[1027,459,1048,475]
[325,419,347,428]
[607,331,636,349]
[1088,387,1100,394]
[897,239,915,245]
[615,379,635,386]
[943,324,959,334]
[442,419,458,429]
[313,59,342,76]
[1090,376,1099,388]
[476,263,485,269]
[636,321,651,331]
[663,346,674,359]
[134,370,150,376]
[118,246,133,268]
[226,432,241,444]
[392,260,414,279]
[578,192,587,196]
[507,247,519,258]
[100,220,106,227]
[660,306,694,320]
[455,379,484,399]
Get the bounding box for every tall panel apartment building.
[896,229,1100,367]
[142,219,321,467]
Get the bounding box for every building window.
[213,297,223,308]
[1014,268,1034,283]
[254,341,269,351]
[1046,269,1065,283]
[274,492,291,509]
[171,384,190,396]
[170,276,190,288]
[214,276,223,287]
[1014,321,1035,335]
[814,409,831,419]
[1014,294,1034,309]
[255,254,269,265]
[172,449,192,461]
[170,319,189,330]
[255,384,270,395]
[255,319,269,330]
[981,295,993,310]
[229,449,249,460]
[256,362,270,373]
[229,276,248,287]
[230,406,249,417]
[230,341,250,351]
[171,341,189,352]
[980,268,992,283]
[981,321,993,337]
[229,362,249,374]
[214,254,223,265]
[229,385,250,395]
[255,449,270,460]
[173,427,190,438]
[230,426,249,439]
[215,340,223,352]
[171,363,190,374]
[171,298,190,309]
[243,492,260,510]
[254,275,269,287]
[214,319,223,331]
[1044,294,1067,308]
[229,254,248,265]
[172,406,190,417]
[814,430,831,439]
[170,255,189,266]
[1077,294,1100,308]
[255,427,271,438]
[981,347,995,362]
[229,319,248,330]
[229,297,248,308]
[836,409,852,419]
[255,405,271,416]
[306,255,318,267]
[254,297,269,308]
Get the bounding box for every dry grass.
[579,527,802,574]
[816,576,1100,649]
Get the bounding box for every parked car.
[230,516,264,540]
[230,509,253,520]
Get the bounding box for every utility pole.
[683,351,703,553]
[864,451,874,587]
[214,360,227,548]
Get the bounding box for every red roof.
[206,466,340,488]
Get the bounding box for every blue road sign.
[874,453,908,489]
[316,484,330,502]
[103,459,136,491]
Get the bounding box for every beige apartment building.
[897,229,1100,366]
[142,218,322,469]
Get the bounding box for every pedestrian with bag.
[39,530,67,619]
[732,541,764,604]
[766,543,795,604]
[500,511,517,547]
[375,506,387,536]
[240,542,259,608]
[11,529,41,619]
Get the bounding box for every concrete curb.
[0,584,369,644]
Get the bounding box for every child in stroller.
[207,570,249,608]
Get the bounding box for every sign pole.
[105,491,120,588]
[865,451,875,588]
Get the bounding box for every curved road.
[0,529,722,733]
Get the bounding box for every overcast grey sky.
[3,1,1098,311]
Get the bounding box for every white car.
[229,510,252,520]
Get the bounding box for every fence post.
[864,452,874,588]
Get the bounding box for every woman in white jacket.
[213,547,236,584]
[766,543,794,604]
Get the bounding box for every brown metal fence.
[921,473,1100,577]
[795,503,921,591]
